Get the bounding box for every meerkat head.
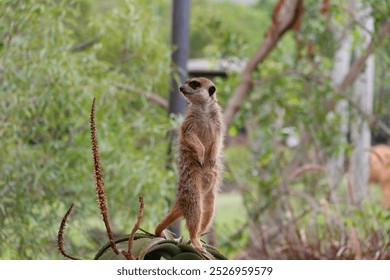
[179,77,217,105]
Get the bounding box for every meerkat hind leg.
[199,191,216,234]
[188,223,204,252]
[182,199,205,252]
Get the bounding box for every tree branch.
[289,164,326,180]
[253,62,390,137]
[224,0,304,127]
[331,2,374,38]
[338,20,390,93]
[116,83,168,110]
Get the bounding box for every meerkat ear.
[208,86,216,96]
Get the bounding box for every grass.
[215,192,246,226]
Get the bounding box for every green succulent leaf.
[170,252,203,260]
[204,245,228,260]
[137,237,170,260]
[147,242,182,256]
[176,243,204,258]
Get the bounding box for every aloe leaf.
[137,237,168,260]
[170,252,203,260]
[95,234,153,260]
[176,243,204,258]
[142,242,182,260]
[203,244,228,260]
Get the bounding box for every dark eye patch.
[189,80,201,89]
[208,86,216,96]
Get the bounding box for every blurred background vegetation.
[1,0,390,259]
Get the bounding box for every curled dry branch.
[57,203,80,260]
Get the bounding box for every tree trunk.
[326,0,353,199]
[349,3,374,207]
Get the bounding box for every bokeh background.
[1,0,390,259]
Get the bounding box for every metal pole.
[168,0,190,116]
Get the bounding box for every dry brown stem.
[57,203,80,260]
[127,196,145,259]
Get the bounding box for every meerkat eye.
[208,86,216,96]
[189,80,200,89]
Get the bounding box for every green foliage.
[216,0,390,259]
[0,0,173,259]
[222,0,389,209]
[190,0,270,58]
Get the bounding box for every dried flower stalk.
[90,97,119,255]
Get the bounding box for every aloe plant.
[57,98,227,260]
[94,233,227,260]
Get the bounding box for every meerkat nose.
[179,86,184,91]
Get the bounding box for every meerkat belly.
[199,123,216,146]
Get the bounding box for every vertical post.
[167,0,190,236]
[168,0,190,116]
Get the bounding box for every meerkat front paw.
[197,159,204,168]
[196,154,205,168]
[209,159,216,168]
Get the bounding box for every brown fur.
[369,145,390,209]
[155,77,224,251]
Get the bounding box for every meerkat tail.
[155,204,182,237]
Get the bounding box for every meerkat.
[155,77,224,251]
